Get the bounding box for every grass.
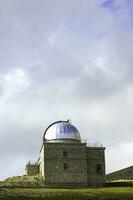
[0,187,133,200]
[1,175,44,188]
[1,177,133,199]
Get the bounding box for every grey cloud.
[0,0,133,179]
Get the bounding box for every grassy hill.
[1,174,133,188]
[0,175,44,188]
[106,166,133,181]
[0,187,133,200]
[0,173,133,199]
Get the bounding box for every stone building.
[25,120,106,187]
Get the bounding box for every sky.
[0,0,133,180]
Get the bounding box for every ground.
[0,187,133,200]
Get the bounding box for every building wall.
[87,147,106,186]
[25,164,39,176]
[43,142,88,187]
[39,144,45,179]
[26,142,106,187]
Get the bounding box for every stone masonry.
[38,142,105,187]
[25,120,106,187]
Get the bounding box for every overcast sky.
[0,0,133,180]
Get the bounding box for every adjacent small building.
[25,120,106,187]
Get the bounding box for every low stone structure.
[25,162,39,176]
[25,120,106,187]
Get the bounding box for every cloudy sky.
[0,0,133,180]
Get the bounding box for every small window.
[63,162,68,170]
[97,151,102,158]
[96,164,102,175]
[63,150,67,158]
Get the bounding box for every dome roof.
[44,120,81,142]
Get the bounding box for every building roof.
[43,120,81,142]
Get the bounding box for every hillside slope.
[0,175,44,187]
[106,166,133,181]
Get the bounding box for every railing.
[81,139,103,147]
[81,139,87,143]
[87,142,103,147]
[26,161,38,165]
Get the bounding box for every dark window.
[96,164,102,175]
[63,150,67,158]
[63,162,68,170]
[97,151,102,158]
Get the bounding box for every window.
[97,151,102,158]
[63,162,68,171]
[96,164,102,175]
[63,150,67,158]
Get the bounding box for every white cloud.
[127,85,133,107]
[1,68,30,99]
[107,138,133,173]
[0,0,133,180]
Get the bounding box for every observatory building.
[25,120,106,187]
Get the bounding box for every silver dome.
[44,121,81,142]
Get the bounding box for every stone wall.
[87,147,106,186]
[25,164,39,176]
[39,144,45,179]
[43,142,88,187]
[26,142,106,187]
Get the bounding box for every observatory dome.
[44,120,81,142]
